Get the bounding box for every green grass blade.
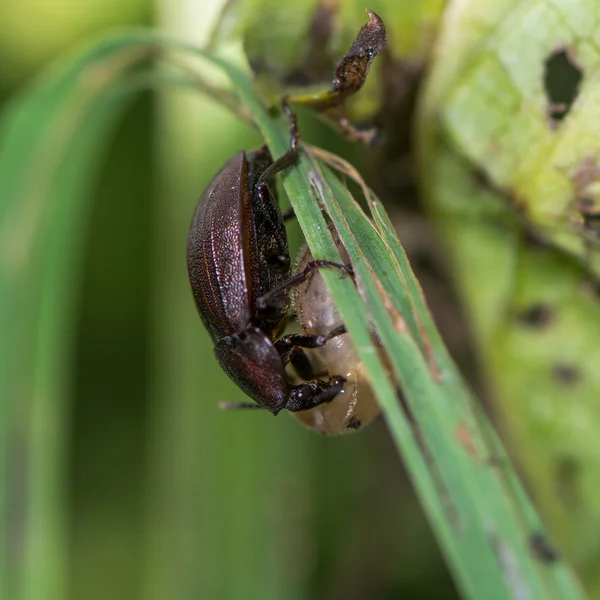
[0,33,174,600]
[207,58,587,600]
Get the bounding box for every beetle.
[291,234,381,435]
[187,103,351,415]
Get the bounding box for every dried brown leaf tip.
[293,9,386,110]
[329,9,387,105]
[290,9,386,144]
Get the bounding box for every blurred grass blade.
[210,58,587,600]
[0,32,178,600]
[146,6,316,599]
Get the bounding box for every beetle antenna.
[219,401,265,411]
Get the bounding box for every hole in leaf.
[516,303,553,328]
[544,48,582,127]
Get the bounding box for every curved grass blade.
[0,31,213,600]
[213,57,587,600]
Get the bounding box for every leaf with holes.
[421,0,600,274]
[418,0,600,596]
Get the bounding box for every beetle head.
[214,327,290,414]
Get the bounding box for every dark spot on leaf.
[578,196,599,214]
[552,363,581,386]
[522,228,547,250]
[472,167,492,189]
[571,156,599,191]
[583,216,600,237]
[347,417,362,430]
[555,455,580,509]
[544,48,582,128]
[580,275,600,299]
[516,304,553,328]
[578,197,600,236]
[529,532,560,564]
[569,158,600,235]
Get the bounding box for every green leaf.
[0,31,177,600]
[421,0,600,273]
[418,0,600,595]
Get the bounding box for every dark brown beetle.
[187,104,350,415]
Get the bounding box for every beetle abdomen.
[187,152,256,340]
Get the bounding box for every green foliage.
[422,0,600,272]
[0,35,159,600]
[419,0,600,595]
[1,2,597,599]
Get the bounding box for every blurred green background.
[0,1,459,599]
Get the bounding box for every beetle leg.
[275,324,347,359]
[276,332,326,355]
[285,376,346,412]
[288,347,321,380]
[276,325,347,380]
[320,323,347,338]
[256,150,297,186]
[256,261,353,312]
[256,97,300,185]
